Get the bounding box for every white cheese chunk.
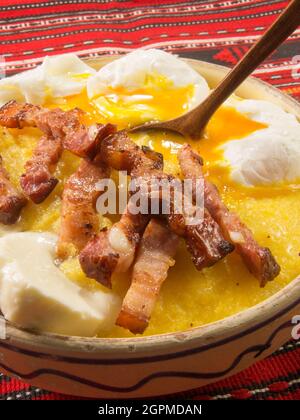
[0,232,121,336]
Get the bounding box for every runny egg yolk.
[55,73,195,128]
[92,74,195,127]
[2,80,300,338]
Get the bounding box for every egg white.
[0,54,95,106]
[87,49,210,111]
[222,100,300,186]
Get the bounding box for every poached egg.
[87,49,210,126]
[222,100,300,186]
[0,53,95,106]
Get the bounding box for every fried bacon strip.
[105,132,233,270]
[0,101,38,129]
[178,144,280,286]
[0,100,116,158]
[79,131,233,286]
[0,100,116,203]
[116,219,179,334]
[100,130,161,173]
[133,174,234,270]
[20,135,62,203]
[0,157,27,224]
[79,131,164,287]
[57,154,110,259]
[79,201,149,288]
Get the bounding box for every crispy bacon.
[116,219,179,334]
[63,122,116,159]
[0,157,27,224]
[0,100,116,158]
[79,200,149,288]
[135,173,234,269]
[57,154,110,259]
[79,132,165,287]
[79,131,233,286]
[181,209,234,270]
[0,101,38,128]
[100,130,156,173]
[0,100,116,203]
[107,132,233,270]
[20,135,62,203]
[178,144,280,286]
[141,145,164,170]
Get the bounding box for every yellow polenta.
[1,86,299,338]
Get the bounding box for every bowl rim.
[1,56,300,355]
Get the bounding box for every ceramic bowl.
[0,57,300,398]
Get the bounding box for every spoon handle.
[210,0,300,102]
[185,0,300,137]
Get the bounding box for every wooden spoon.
[131,0,300,139]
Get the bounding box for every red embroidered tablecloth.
[0,0,299,400]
